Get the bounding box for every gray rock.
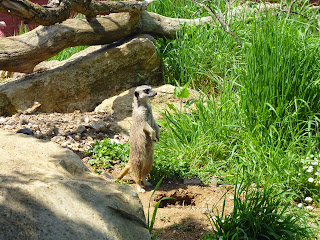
[0,34,162,116]
[76,125,87,134]
[91,120,109,133]
[16,128,34,136]
[183,177,203,185]
[0,129,150,240]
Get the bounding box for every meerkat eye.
[144,89,150,94]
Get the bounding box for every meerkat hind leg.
[143,177,152,187]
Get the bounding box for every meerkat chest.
[133,105,153,125]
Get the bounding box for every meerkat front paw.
[151,132,157,142]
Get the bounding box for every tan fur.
[117,85,159,192]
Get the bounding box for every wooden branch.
[138,11,213,39]
[0,11,213,73]
[285,0,296,23]
[0,0,153,25]
[0,12,141,73]
[192,0,242,46]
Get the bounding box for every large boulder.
[0,34,162,116]
[0,130,150,240]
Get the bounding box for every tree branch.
[191,0,241,46]
[0,0,153,25]
[0,11,213,73]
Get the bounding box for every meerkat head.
[134,85,157,102]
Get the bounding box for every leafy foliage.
[86,138,129,174]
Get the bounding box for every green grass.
[47,46,88,61]
[203,181,314,240]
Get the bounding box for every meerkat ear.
[134,91,139,98]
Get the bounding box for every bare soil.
[0,110,235,239]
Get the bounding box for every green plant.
[86,138,129,174]
[203,182,314,240]
[147,177,174,239]
[173,79,191,111]
[293,154,320,207]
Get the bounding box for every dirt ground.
[137,180,234,239]
[0,110,235,239]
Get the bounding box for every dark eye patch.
[144,89,150,94]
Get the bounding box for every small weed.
[292,154,320,208]
[148,177,174,239]
[86,138,129,174]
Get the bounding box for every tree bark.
[0,0,152,25]
[0,11,213,73]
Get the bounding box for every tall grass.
[203,182,314,240]
[240,17,320,148]
[156,24,242,91]
[47,46,88,61]
[152,12,320,189]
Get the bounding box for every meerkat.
[117,85,159,192]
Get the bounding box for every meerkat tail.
[117,165,130,179]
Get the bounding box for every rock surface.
[0,130,150,240]
[0,34,162,116]
[95,84,201,135]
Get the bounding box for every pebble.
[0,117,6,123]
[19,118,29,125]
[211,177,218,187]
[183,177,202,185]
[92,120,109,133]
[202,208,211,215]
[73,134,81,141]
[16,128,34,136]
[76,125,86,134]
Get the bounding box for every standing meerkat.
[117,85,160,192]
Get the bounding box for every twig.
[192,0,242,46]
[285,0,296,23]
[267,2,310,21]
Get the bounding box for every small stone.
[96,133,104,140]
[19,118,29,125]
[0,117,6,124]
[87,136,94,142]
[211,177,218,187]
[16,128,34,136]
[91,120,109,133]
[73,134,81,141]
[51,136,62,143]
[202,208,211,215]
[8,120,15,125]
[76,125,87,134]
[183,177,202,185]
[54,127,66,136]
[66,136,76,143]
[110,139,120,144]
